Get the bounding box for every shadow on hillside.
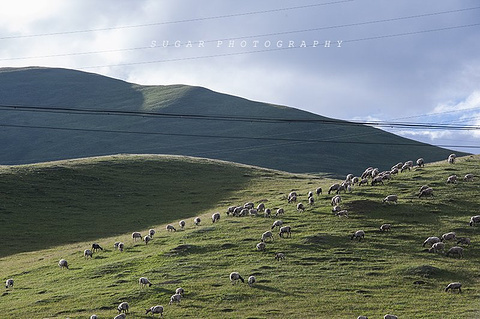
[252,284,289,295]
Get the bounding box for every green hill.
[0,67,467,175]
[1,154,479,318]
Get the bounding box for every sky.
[0,0,479,154]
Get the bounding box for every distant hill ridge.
[0,67,467,175]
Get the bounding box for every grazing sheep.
[384,315,398,319]
[279,226,292,238]
[139,277,153,288]
[143,235,152,245]
[335,210,349,218]
[249,208,258,216]
[308,191,314,198]
[331,195,341,206]
[308,196,315,206]
[179,220,186,229]
[146,305,164,317]
[288,194,297,203]
[58,259,69,269]
[332,205,342,213]
[275,252,286,261]
[194,217,201,226]
[90,315,98,319]
[256,242,266,251]
[328,183,341,194]
[288,191,297,201]
[446,175,457,184]
[5,278,13,289]
[248,275,256,287]
[132,231,142,241]
[361,167,374,179]
[118,301,129,313]
[166,224,176,232]
[446,246,463,258]
[390,167,399,175]
[149,229,156,238]
[358,178,369,186]
[118,242,125,252]
[114,314,126,319]
[357,316,368,319]
[448,153,456,164]
[464,173,474,181]
[275,208,284,216]
[445,282,462,293]
[257,203,266,212]
[316,187,323,196]
[271,220,283,229]
[441,232,456,241]
[429,242,445,253]
[264,208,272,218]
[84,249,93,258]
[423,236,441,247]
[261,231,274,242]
[229,272,245,284]
[457,237,470,245]
[175,287,185,296]
[383,195,398,204]
[212,212,221,223]
[416,158,425,167]
[351,230,365,241]
[380,224,391,232]
[114,241,120,250]
[419,187,434,198]
[244,202,254,209]
[297,203,305,212]
[226,206,236,215]
[91,243,103,252]
[371,176,384,186]
[169,293,182,305]
[469,215,480,226]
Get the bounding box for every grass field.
[1,154,479,318]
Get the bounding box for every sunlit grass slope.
[1,155,480,318]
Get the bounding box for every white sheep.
[457,237,470,245]
[179,220,186,229]
[145,305,164,316]
[132,231,142,241]
[149,229,156,238]
[5,278,13,289]
[380,224,391,232]
[212,212,221,223]
[446,246,463,258]
[316,187,323,196]
[429,242,445,253]
[169,293,182,305]
[114,314,126,319]
[261,231,274,242]
[441,232,456,241]
[332,205,342,213]
[371,176,384,186]
[357,316,368,319]
[229,272,245,284]
[328,183,341,194]
[275,208,284,216]
[331,195,341,206]
[279,226,292,238]
[91,243,103,252]
[58,259,69,269]
[114,241,120,250]
[308,191,314,198]
[264,208,272,218]
[335,210,349,218]
[445,282,462,293]
[419,187,434,198]
[256,242,266,251]
[383,195,398,204]
[175,287,185,296]
[384,315,398,319]
[275,252,286,261]
[469,215,480,226]
[297,202,305,212]
[422,236,440,247]
[448,153,456,164]
[90,315,98,319]
[446,175,457,184]
[143,235,152,245]
[416,158,425,167]
[308,196,315,206]
[139,276,153,288]
[194,217,201,226]
[359,178,369,186]
[118,242,125,252]
[84,249,93,258]
[248,275,256,287]
[257,203,265,212]
[244,202,254,209]
[166,224,176,232]
[271,220,283,230]
[249,208,258,216]
[117,301,129,313]
[351,230,365,241]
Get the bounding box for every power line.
[1,122,479,149]
[1,103,479,130]
[0,0,354,40]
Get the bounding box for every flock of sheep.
[4,153,476,318]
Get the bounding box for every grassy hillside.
[1,155,480,318]
[0,67,467,175]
